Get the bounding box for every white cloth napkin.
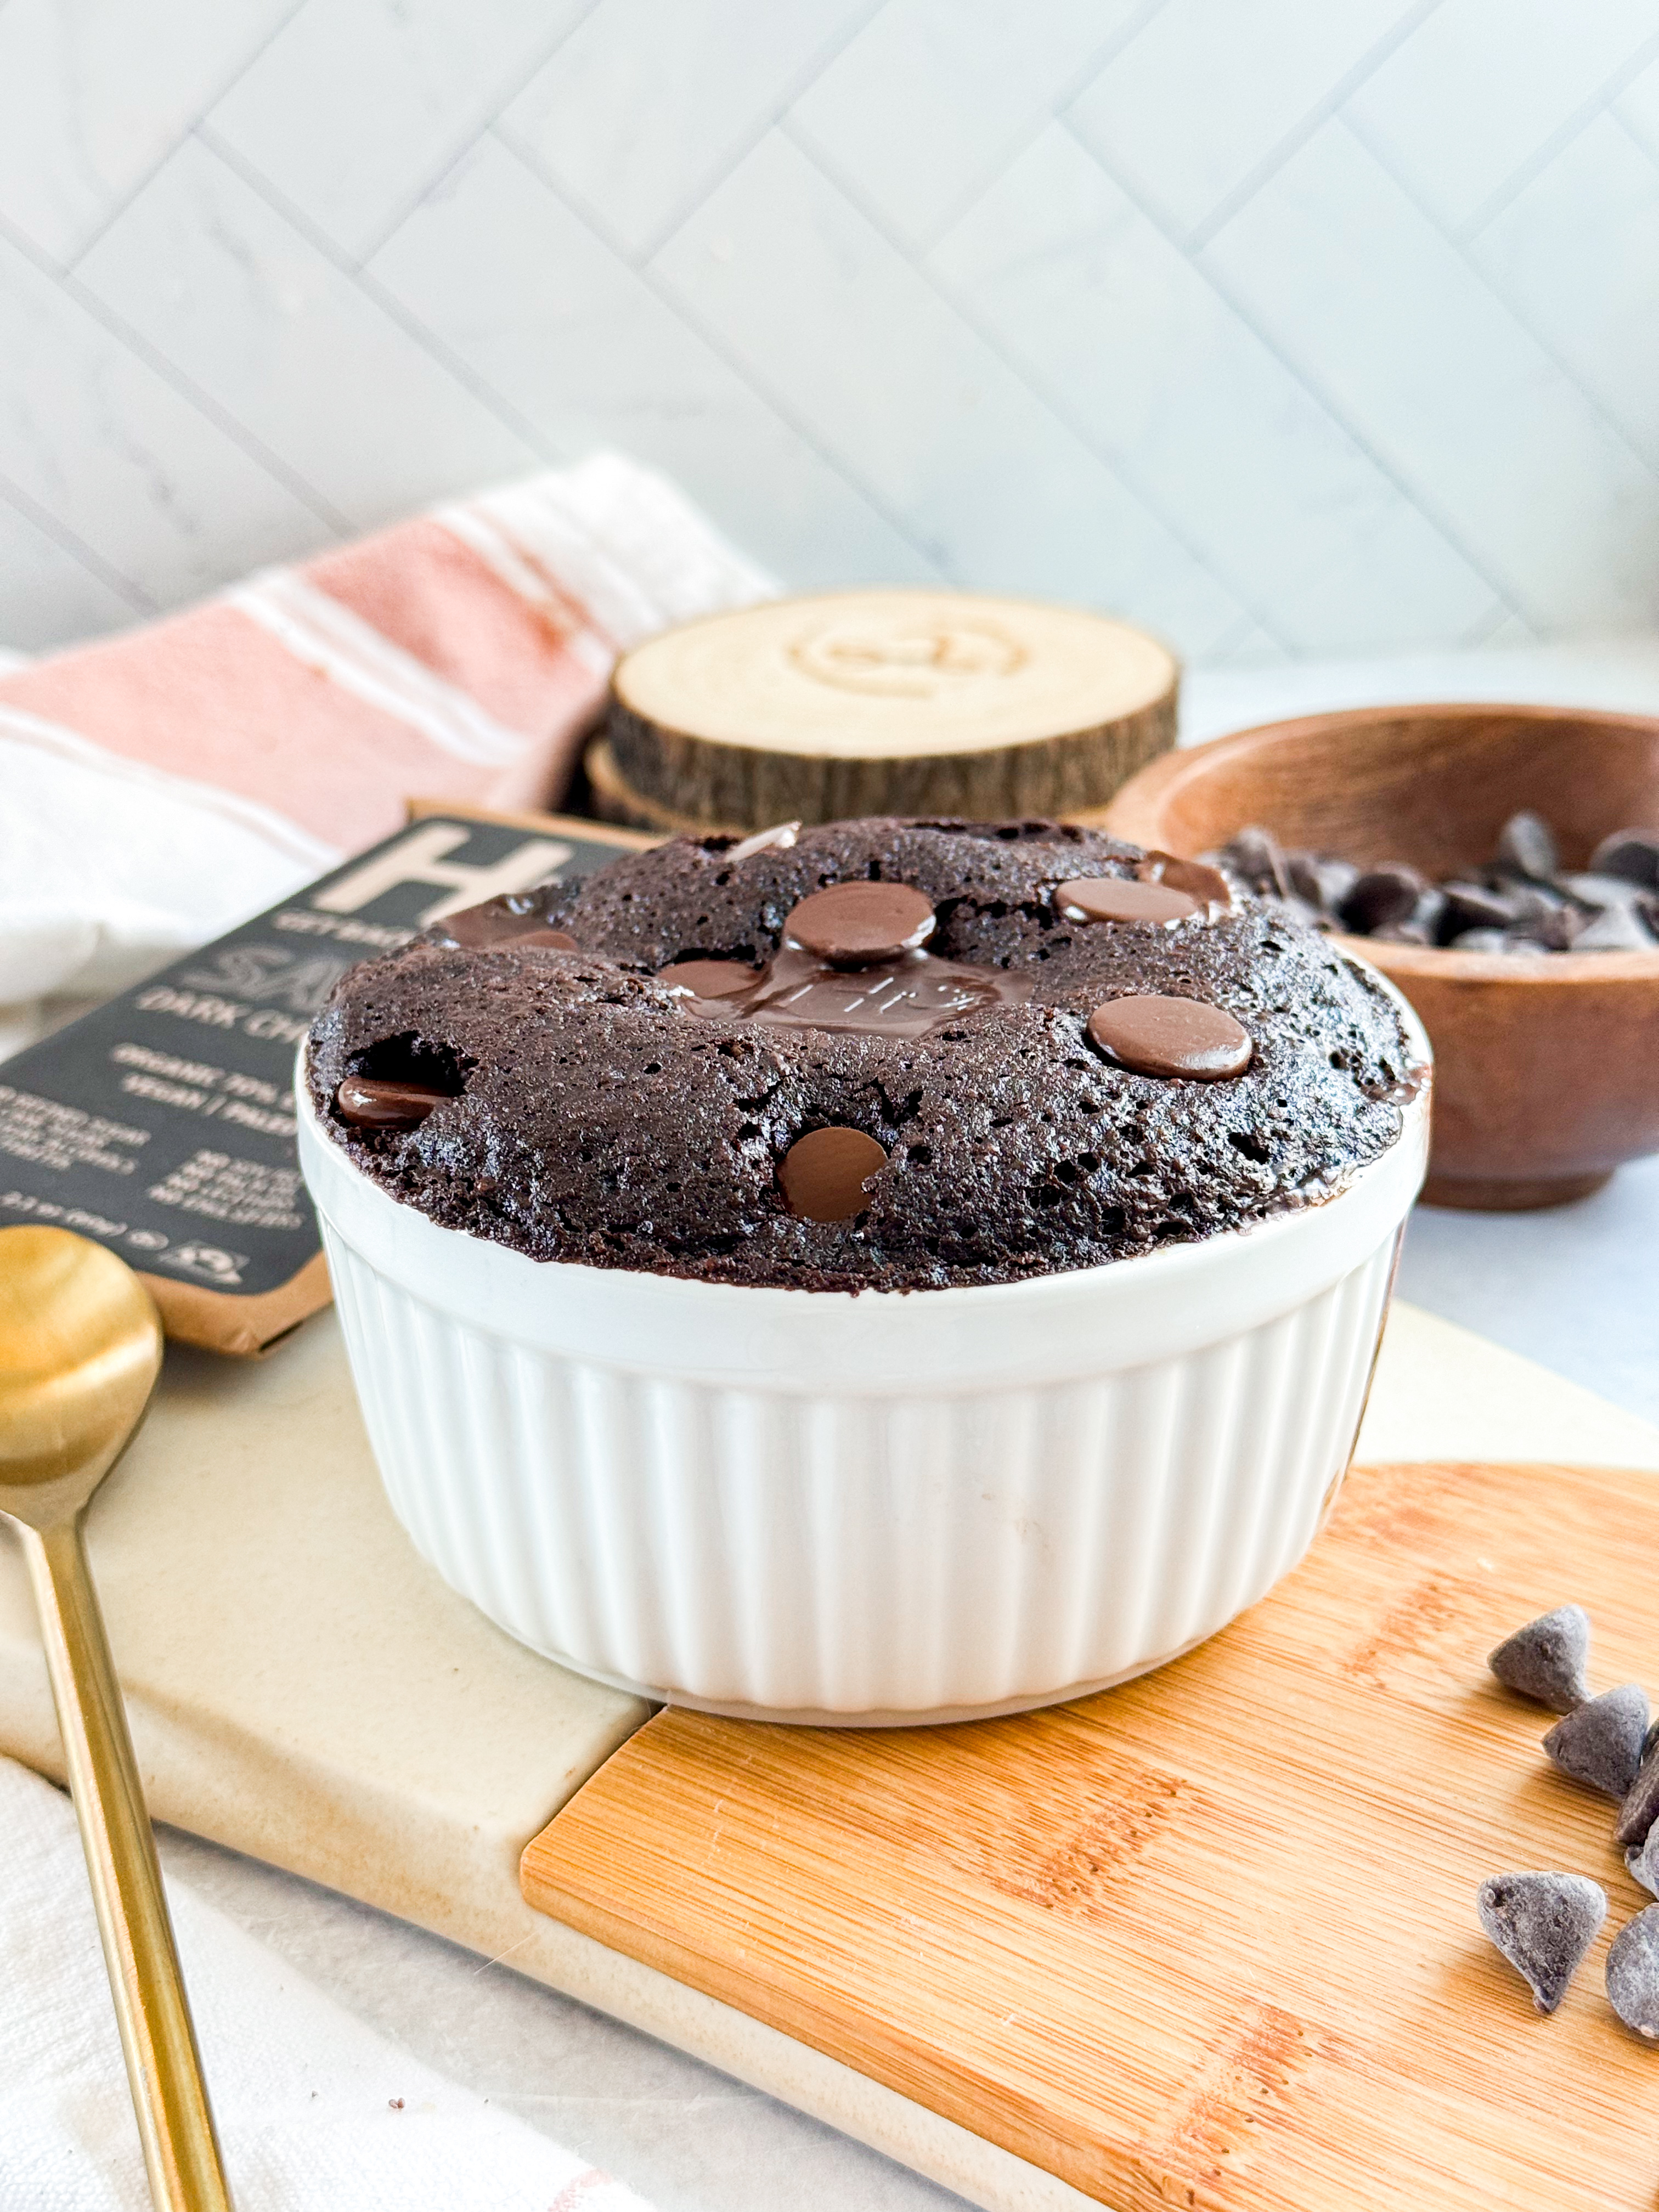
[0,1754,657,2211]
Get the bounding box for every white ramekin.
[297,1002,1429,1725]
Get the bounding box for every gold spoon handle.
[20,1513,233,2211]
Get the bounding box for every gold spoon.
[0,1226,232,2210]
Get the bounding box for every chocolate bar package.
[0,807,652,1354]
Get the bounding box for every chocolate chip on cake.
[1488,1605,1592,1712]
[1606,1906,1659,2039]
[308,819,1414,1292]
[1053,876,1199,925]
[658,958,759,998]
[1141,852,1235,911]
[335,1077,450,1129]
[1543,1685,1651,1800]
[727,820,800,862]
[778,1127,888,1222]
[1477,1871,1607,2013]
[1087,996,1252,1081]
[784,882,935,964]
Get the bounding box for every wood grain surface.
[607,591,1178,828]
[523,1459,1659,2209]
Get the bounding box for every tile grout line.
[487,123,954,586]
[347,0,612,272]
[1048,114,1531,634]
[777,120,1288,657]
[0,467,159,618]
[822,0,1175,261]
[493,0,893,273]
[1339,106,1659,490]
[1457,24,1659,240]
[63,0,313,276]
[189,123,560,467]
[0,205,356,543]
[1169,0,1448,252]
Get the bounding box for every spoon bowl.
[0,1225,232,2209]
[0,1227,163,1502]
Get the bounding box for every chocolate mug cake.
[306,818,1415,1293]
[297,817,1429,1722]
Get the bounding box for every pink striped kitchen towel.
[1,453,769,853]
[0,454,771,1051]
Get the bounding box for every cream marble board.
[0,1303,1655,2212]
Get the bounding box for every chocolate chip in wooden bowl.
[335,1076,451,1130]
[1606,1906,1659,2040]
[1339,865,1428,935]
[1087,996,1252,1081]
[1222,825,1291,899]
[1573,903,1659,952]
[1488,1604,1592,1711]
[1494,809,1561,882]
[658,958,761,999]
[778,1127,889,1222]
[1590,829,1659,889]
[1544,1685,1651,1800]
[1052,876,1200,925]
[1476,1871,1606,2014]
[783,883,935,966]
[1616,1742,1659,1849]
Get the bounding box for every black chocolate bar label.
[0,817,637,1297]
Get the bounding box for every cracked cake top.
[304,816,1418,1293]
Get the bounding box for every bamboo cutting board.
[523,1457,1659,2210]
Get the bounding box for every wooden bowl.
[1101,703,1659,1211]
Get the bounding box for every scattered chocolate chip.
[1087,996,1252,1081]
[1052,876,1199,925]
[1477,1871,1606,2013]
[1589,829,1659,889]
[335,1076,449,1129]
[1339,865,1427,935]
[727,819,801,862]
[1544,1685,1651,1800]
[783,883,935,965]
[658,958,761,998]
[1606,1906,1659,2038]
[777,1126,889,1222]
[1139,851,1235,910]
[1628,1832,1659,1899]
[1616,1746,1659,1849]
[1488,1605,1591,1712]
[1495,810,1560,881]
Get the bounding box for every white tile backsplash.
[0,1,1655,659]
[654,130,1248,646]
[1206,119,1659,632]
[1342,0,1659,232]
[77,137,540,532]
[205,0,580,260]
[931,123,1504,653]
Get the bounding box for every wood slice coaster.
[607,590,1178,830]
[583,733,743,837]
